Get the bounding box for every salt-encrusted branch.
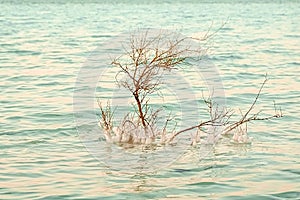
[223,75,283,135]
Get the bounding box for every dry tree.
[112,31,198,127]
[98,30,282,146]
[101,30,204,144]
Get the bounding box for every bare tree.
[98,30,283,146]
[112,31,201,129]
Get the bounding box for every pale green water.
[1,1,300,199]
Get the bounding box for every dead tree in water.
[99,31,283,145]
[111,31,204,130]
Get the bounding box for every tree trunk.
[133,92,147,127]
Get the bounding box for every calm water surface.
[1,1,299,199]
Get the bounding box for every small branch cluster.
[98,100,114,141]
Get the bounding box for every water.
[1,1,300,199]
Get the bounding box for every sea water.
[1,1,299,199]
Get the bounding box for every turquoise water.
[1,1,300,199]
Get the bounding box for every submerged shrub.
[98,30,282,147]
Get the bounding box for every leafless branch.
[223,75,283,135]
